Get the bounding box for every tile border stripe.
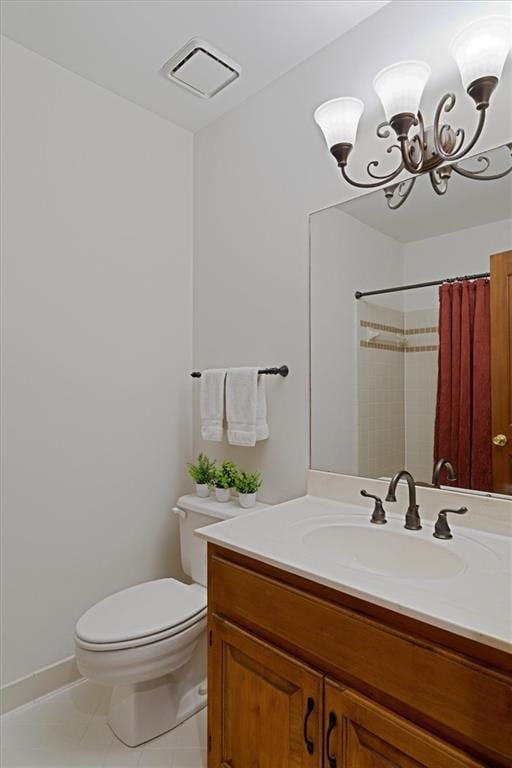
[360,340,438,353]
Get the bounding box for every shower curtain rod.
[355,271,490,300]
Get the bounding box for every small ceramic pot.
[238,492,256,509]
[214,487,231,503]
[195,483,210,498]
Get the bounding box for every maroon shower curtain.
[433,278,492,491]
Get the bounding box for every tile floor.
[0,681,207,767]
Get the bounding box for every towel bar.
[190,365,289,378]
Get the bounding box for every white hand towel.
[200,369,226,442]
[226,367,269,446]
[255,375,269,441]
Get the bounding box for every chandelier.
[314,17,512,209]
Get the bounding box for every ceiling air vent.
[162,39,240,99]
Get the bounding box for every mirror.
[310,143,512,496]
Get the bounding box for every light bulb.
[373,61,431,121]
[451,16,511,90]
[314,97,364,149]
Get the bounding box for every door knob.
[492,434,508,447]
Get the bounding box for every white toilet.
[74,494,241,747]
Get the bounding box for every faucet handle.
[360,490,387,525]
[433,507,468,540]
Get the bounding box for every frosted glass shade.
[451,16,511,89]
[373,61,431,121]
[314,97,364,148]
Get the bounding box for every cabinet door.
[208,615,323,768]
[324,679,485,768]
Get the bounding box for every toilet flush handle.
[172,507,187,519]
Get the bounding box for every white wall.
[310,207,402,473]
[403,219,512,310]
[3,0,511,685]
[1,39,193,685]
[193,0,512,503]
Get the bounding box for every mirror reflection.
[310,143,512,496]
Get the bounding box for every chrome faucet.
[386,470,421,530]
[432,458,457,488]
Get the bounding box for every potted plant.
[187,453,215,497]
[211,461,238,502]
[235,470,262,509]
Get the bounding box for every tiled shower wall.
[357,303,405,478]
[357,303,439,482]
[404,308,439,483]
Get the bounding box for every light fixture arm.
[314,17,512,210]
[330,142,405,189]
[366,143,403,179]
[334,83,507,205]
[382,143,512,209]
[400,112,426,174]
[432,91,488,163]
[340,159,405,189]
[451,144,512,180]
[383,178,416,209]
[333,84,494,194]
[429,168,452,196]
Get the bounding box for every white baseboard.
[1,656,82,715]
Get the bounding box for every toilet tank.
[173,495,266,587]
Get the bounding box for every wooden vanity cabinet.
[207,544,512,768]
[209,616,323,767]
[324,679,484,768]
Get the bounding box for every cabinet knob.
[492,434,508,447]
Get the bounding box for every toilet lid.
[75,579,207,645]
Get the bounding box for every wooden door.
[208,615,323,768]
[490,250,512,493]
[324,679,485,768]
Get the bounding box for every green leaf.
[234,470,262,494]
[187,453,216,484]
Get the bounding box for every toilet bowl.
[74,495,248,747]
[75,579,207,746]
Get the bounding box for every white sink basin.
[302,524,465,580]
[197,495,510,650]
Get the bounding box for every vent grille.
[162,39,240,99]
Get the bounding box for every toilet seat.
[75,579,207,652]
